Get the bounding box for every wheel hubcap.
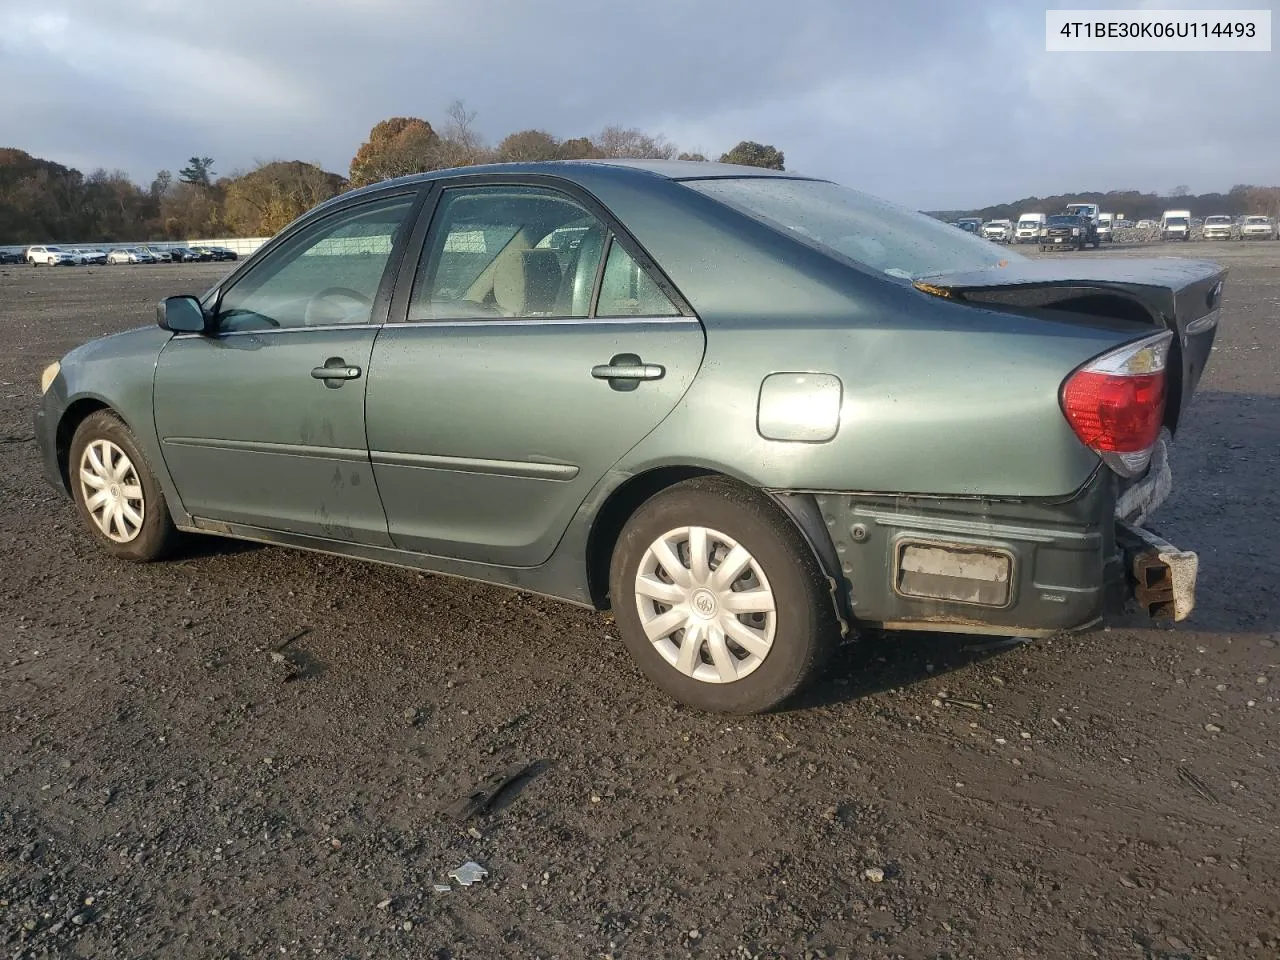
[634,525,777,684]
[78,439,145,543]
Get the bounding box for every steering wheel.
[303,286,372,326]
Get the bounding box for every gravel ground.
[2,243,1278,960]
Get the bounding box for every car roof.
[333,158,820,205]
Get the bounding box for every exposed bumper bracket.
[1116,521,1198,622]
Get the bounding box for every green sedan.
[35,160,1224,713]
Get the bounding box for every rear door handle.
[311,357,362,387]
[592,353,665,385]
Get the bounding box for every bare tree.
[594,126,678,160]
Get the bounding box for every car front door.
[153,191,420,544]
[365,181,706,566]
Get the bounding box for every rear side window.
[410,186,607,320]
[595,239,680,317]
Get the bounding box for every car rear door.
[152,190,422,544]
[365,179,706,567]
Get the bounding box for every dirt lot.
[2,242,1278,960]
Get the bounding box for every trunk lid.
[913,257,1226,431]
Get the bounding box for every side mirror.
[157,295,209,333]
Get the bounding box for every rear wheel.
[69,411,179,562]
[609,477,837,713]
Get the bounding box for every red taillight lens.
[1062,370,1166,452]
[1060,331,1173,476]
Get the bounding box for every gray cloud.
[1,0,1276,208]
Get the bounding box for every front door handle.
[592,353,665,391]
[311,357,362,388]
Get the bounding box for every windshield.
[1017,220,1039,228]
[1046,216,1080,226]
[1206,217,1232,225]
[1166,218,1188,227]
[1245,217,1269,225]
[683,178,1023,280]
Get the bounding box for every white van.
[1097,213,1114,242]
[1161,209,1192,241]
[1014,213,1046,243]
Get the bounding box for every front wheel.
[69,411,179,562]
[609,477,837,713]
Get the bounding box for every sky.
[1,0,1277,209]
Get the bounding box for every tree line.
[930,184,1280,224]
[0,101,786,244]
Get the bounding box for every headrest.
[494,248,562,316]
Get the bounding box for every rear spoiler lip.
[913,257,1227,296]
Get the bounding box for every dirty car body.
[35,160,1224,712]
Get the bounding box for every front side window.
[685,178,1023,281]
[410,186,608,320]
[216,195,415,333]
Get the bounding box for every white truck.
[1014,212,1046,243]
[1160,209,1192,241]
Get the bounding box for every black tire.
[69,410,180,562]
[608,477,837,714]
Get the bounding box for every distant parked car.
[1136,219,1156,229]
[208,246,239,261]
[167,247,200,262]
[955,218,982,235]
[135,245,171,263]
[106,248,146,265]
[67,248,107,265]
[0,250,24,264]
[25,245,76,266]
[185,246,214,261]
[1239,215,1277,240]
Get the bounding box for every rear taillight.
[1061,331,1173,477]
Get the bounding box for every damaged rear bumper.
[1116,522,1198,621]
[790,443,1196,637]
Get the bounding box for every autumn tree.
[557,137,602,160]
[719,141,785,170]
[348,117,442,187]
[223,161,346,236]
[83,169,155,239]
[678,152,708,162]
[160,181,221,238]
[496,129,561,163]
[179,156,215,185]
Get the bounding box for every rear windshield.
[683,178,1023,281]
